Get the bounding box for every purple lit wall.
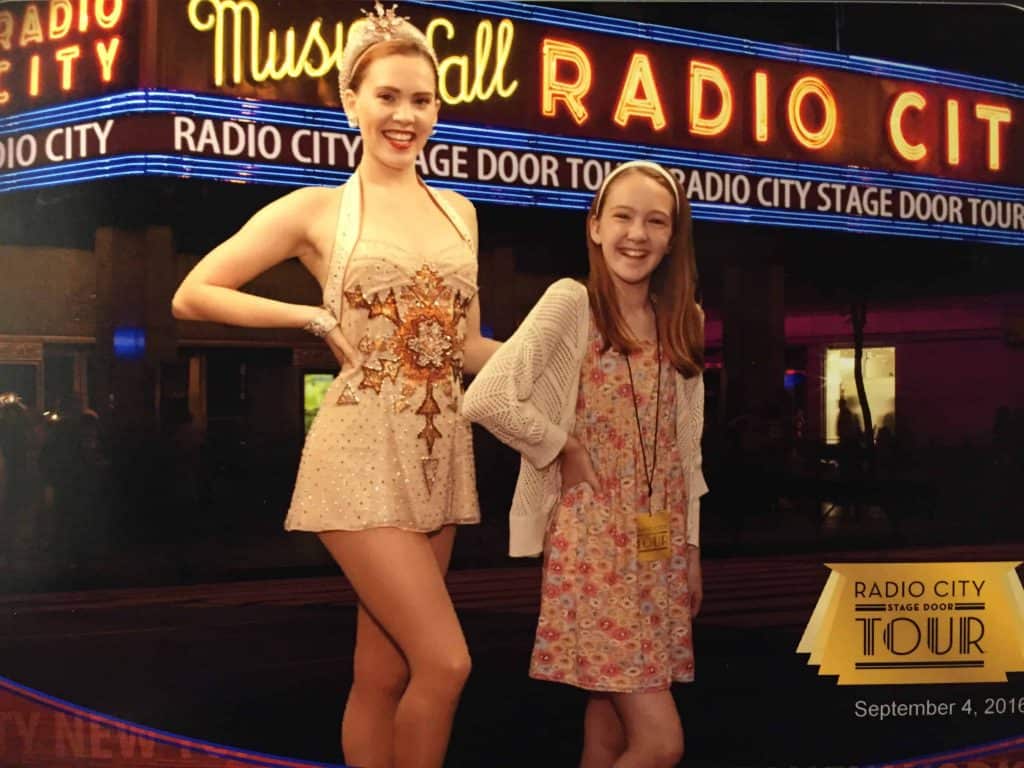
[705,296,1024,445]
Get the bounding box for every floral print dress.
[529,320,694,693]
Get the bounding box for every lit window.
[824,347,896,444]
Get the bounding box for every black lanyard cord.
[623,312,662,501]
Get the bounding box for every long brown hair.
[586,165,704,377]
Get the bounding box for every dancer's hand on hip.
[325,327,362,372]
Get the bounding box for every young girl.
[463,160,707,768]
[172,4,498,767]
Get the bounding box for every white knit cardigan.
[462,278,708,557]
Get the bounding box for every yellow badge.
[636,511,671,563]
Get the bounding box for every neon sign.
[541,38,591,125]
[185,0,343,85]
[142,1,1023,185]
[544,57,847,151]
[527,31,1015,179]
[886,90,1011,170]
[688,60,732,137]
[787,76,837,151]
[946,99,961,167]
[535,46,1012,169]
[184,0,518,107]
[426,18,518,105]
[753,71,769,143]
[2,92,1022,247]
[0,0,1020,246]
[974,104,1012,171]
[613,53,666,131]
[0,1,128,110]
[889,91,928,163]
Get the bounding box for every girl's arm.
[462,279,586,469]
[171,186,336,332]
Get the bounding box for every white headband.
[594,160,680,214]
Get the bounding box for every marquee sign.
[157,0,1022,185]
[0,0,138,113]
[0,0,1021,245]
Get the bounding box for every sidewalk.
[2,543,1022,766]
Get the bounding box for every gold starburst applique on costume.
[344,264,474,463]
[407,319,452,369]
[453,290,472,324]
[442,379,458,412]
[421,457,439,495]
[358,358,402,395]
[336,384,359,405]
[416,381,443,455]
[344,286,372,311]
[368,289,401,326]
[358,336,377,356]
[395,380,418,413]
[410,264,446,307]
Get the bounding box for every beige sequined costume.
[285,172,481,533]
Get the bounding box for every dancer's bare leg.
[609,690,683,768]
[339,527,456,767]
[340,604,408,766]
[321,526,466,768]
[580,693,626,768]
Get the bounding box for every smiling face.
[343,52,439,172]
[588,170,675,294]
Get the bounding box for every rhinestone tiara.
[337,1,439,100]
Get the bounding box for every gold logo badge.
[635,511,671,563]
[798,562,1024,685]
